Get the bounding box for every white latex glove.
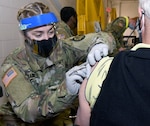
[86,43,109,78]
[66,63,86,95]
[87,43,109,66]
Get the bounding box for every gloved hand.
[86,43,109,78]
[66,63,86,95]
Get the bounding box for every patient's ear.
[138,7,144,18]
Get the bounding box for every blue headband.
[19,12,58,30]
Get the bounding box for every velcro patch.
[2,67,17,87]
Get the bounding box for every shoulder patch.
[2,67,17,87]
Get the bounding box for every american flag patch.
[2,67,17,87]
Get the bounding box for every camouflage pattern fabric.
[0,112,73,126]
[0,32,116,124]
[56,21,75,40]
[104,17,128,56]
[85,56,113,109]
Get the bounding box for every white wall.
[111,1,139,37]
[112,1,139,17]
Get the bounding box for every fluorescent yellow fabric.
[123,16,129,28]
[131,43,150,50]
[76,0,106,34]
[76,0,86,34]
[99,0,106,30]
[85,56,113,109]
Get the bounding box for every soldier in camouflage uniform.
[104,16,131,56]
[56,7,77,40]
[0,2,119,126]
[104,16,141,56]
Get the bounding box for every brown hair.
[17,2,50,22]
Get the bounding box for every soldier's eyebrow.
[33,31,43,33]
[31,31,44,36]
[48,27,55,32]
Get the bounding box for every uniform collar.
[131,43,150,51]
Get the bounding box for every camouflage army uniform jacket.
[104,16,129,56]
[56,21,75,39]
[0,32,116,123]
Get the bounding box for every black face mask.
[32,35,57,57]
